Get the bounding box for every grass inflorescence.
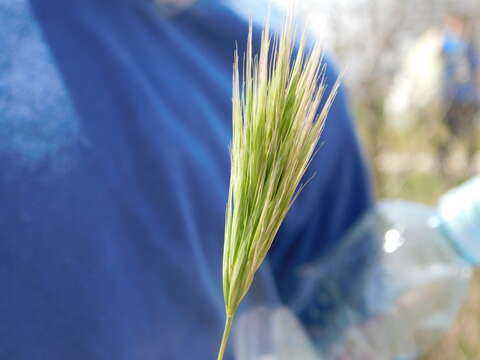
[217,10,340,360]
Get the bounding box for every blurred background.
[271,0,480,358]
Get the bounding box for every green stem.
[217,314,234,360]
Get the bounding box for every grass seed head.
[223,10,340,319]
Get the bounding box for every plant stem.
[217,314,234,360]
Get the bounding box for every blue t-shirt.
[0,0,372,359]
[442,31,479,105]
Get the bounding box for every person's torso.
[442,31,479,104]
[0,1,359,359]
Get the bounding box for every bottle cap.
[438,177,480,266]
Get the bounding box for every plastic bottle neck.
[436,177,480,266]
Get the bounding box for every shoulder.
[0,0,83,178]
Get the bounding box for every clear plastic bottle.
[234,177,480,360]
[325,176,479,359]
